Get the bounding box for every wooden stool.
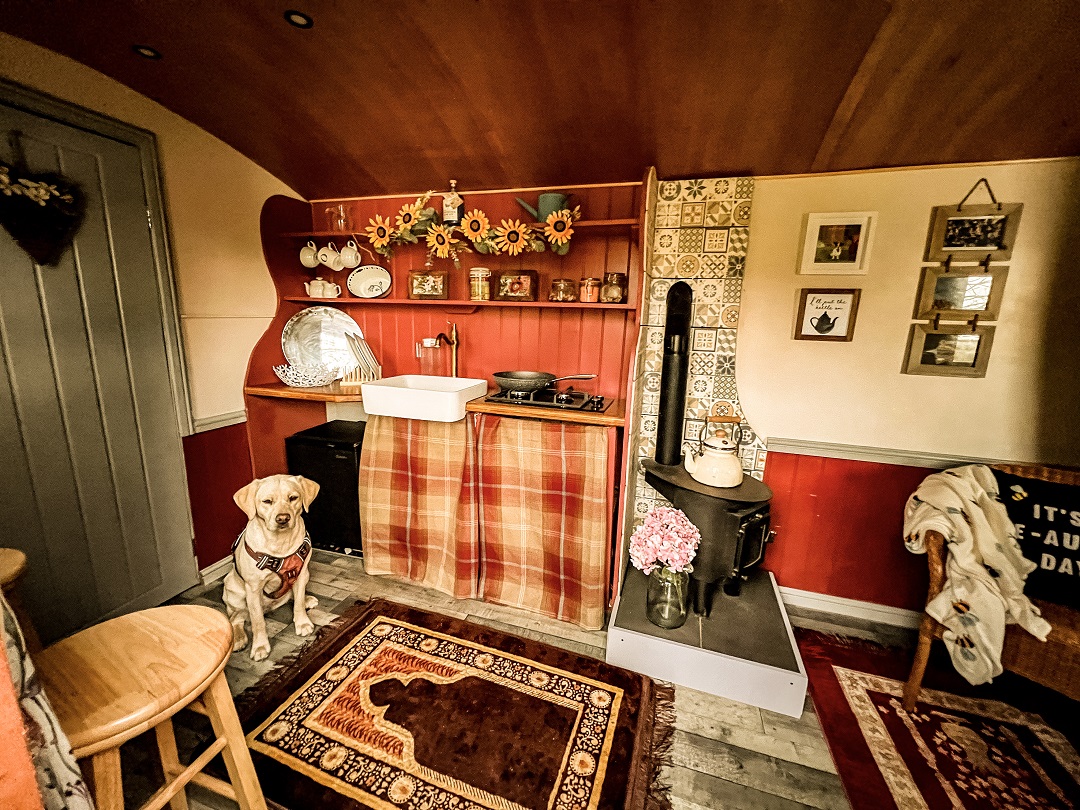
[0,548,41,652]
[34,605,267,810]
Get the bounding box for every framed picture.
[407,269,449,300]
[925,203,1023,262]
[794,288,861,342]
[903,323,996,377]
[914,265,1008,320]
[799,212,875,274]
[494,269,539,302]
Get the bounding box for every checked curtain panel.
[360,414,610,629]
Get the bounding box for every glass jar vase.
[646,567,689,629]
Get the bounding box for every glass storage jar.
[549,278,578,302]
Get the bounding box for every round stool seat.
[0,547,28,590]
[35,605,233,757]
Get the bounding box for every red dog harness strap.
[232,531,312,600]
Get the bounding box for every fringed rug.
[797,629,1080,809]
[235,599,674,810]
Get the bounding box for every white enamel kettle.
[684,415,744,488]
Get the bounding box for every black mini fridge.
[285,419,367,557]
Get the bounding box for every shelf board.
[279,218,638,238]
[244,381,364,402]
[282,296,635,310]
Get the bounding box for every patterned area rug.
[234,599,674,810]
[797,629,1080,809]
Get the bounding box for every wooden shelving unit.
[244,381,364,402]
[279,218,639,239]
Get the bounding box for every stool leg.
[201,671,267,810]
[155,717,190,810]
[89,748,124,810]
[902,616,936,712]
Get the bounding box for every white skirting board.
[779,585,922,629]
[606,571,808,718]
[199,555,232,585]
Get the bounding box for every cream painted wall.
[740,158,1080,465]
[0,33,299,426]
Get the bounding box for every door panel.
[0,100,197,642]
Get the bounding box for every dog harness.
[232,530,312,600]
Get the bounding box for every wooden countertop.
[244,381,364,402]
[467,396,625,427]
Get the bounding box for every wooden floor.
[163,550,910,810]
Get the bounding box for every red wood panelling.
[181,423,254,568]
[762,452,934,611]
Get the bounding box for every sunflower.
[544,209,575,245]
[364,214,393,248]
[461,209,490,242]
[396,201,423,233]
[494,219,531,256]
[425,224,459,259]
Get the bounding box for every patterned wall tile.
[691,328,716,352]
[678,228,704,254]
[704,228,729,253]
[681,202,706,227]
[655,203,681,228]
[654,229,678,254]
[728,227,750,256]
[723,278,743,303]
[700,255,726,278]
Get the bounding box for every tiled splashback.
[628,176,766,522]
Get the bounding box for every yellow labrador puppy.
[223,474,320,661]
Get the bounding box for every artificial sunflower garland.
[362,188,581,264]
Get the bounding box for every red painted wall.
[762,452,934,611]
[182,423,254,568]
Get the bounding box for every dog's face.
[234,475,319,532]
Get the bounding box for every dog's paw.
[231,626,248,652]
[295,617,315,637]
[304,595,319,610]
[250,639,271,661]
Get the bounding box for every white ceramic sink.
[360,375,488,422]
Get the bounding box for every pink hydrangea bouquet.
[629,506,701,575]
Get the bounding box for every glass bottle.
[646,567,689,629]
[442,180,464,226]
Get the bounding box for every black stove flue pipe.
[655,281,693,466]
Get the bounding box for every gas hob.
[484,387,612,412]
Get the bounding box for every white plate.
[281,306,363,375]
[347,265,392,298]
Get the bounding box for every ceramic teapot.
[305,277,340,298]
[684,416,744,488]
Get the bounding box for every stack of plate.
[340,331,382,387]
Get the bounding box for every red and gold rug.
[797,630,1080,809]
[235,599,673,810]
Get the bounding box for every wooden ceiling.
[2,1,1078,199]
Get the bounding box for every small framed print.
[794,288,861,342]
[904,323,996,378]
[799,212,875,274]
[494,269,539,302]
[914,265,1008,320]
[925,203,1023,262]
[407,269,449,300]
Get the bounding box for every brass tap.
[435,321,459,377]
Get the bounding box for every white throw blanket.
[904,464,1050,685]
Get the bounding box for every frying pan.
[492,371,596,393]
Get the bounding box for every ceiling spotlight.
[284,10,314,29]
[132,44,162,59]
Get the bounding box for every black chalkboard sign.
[993,469,1080,609]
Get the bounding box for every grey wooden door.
[0,99,197,643]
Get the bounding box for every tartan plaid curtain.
[359,414,610,628]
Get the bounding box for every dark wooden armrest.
[924,530,946,603]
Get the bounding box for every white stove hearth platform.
[606,566,807,717]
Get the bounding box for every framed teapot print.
[794,288,861,342]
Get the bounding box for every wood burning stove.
[646,280,774,615]
[642,460,772,615]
